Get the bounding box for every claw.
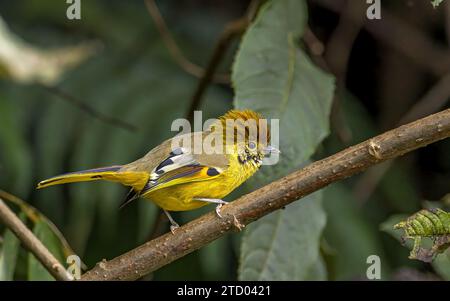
[215,204,224,218]
[163,209,180,234]
[170,224,180,234]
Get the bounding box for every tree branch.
[399,72,450,124]
[144,0,229,84]
[354,71,450,203]
[313,0,450,77]
[41,84,138,132]
[0,189,87,270]
[82,108,450,281]
[0,199,73,281]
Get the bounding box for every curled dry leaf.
[394,208,450,262]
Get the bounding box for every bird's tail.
[36,165,149,190]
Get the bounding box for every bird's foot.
[170,223,180,234]
[163,209,180,234]
[215,204,224,218]
[215,201,229,218]
[194,198,228,218]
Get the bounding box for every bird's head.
[212,109,280,167]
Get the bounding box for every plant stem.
[0,199,73,281]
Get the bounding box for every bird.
[37,109,279,233]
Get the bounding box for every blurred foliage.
[234,0,333,280]
[28,220,65,280]
[0,212,25,280]
[0,0,233,280]
[323,184,388,280]
[431,0,445,8]
[0,0,449,281]
[0,15,99,85]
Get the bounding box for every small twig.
[313,0,450,204]
[354,72,450,203]
[303,28,325,57]
[399,72,450,125]
[314,0,450,77]
[41,84,138,132]
[0,199,73,281]
[185,17,248,122]
[325,1,367,144]
[304,12,363,145]
[324,0,366,81]
[185,0,260,123]
[144,0,229,84]
[185,10,253,122]
[0,189,86,270]
[82,109,450,281]
[302,27,330,72]
[303,28,352,144]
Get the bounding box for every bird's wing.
[144,146,225,192]
[119,146,226,208]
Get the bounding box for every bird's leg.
[163,209,180,234]
[194,198,229,218]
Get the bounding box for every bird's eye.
[248,141,257,150]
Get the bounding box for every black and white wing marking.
[119,147,223,208]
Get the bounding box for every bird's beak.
[263,145,280,156]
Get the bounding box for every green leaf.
[304,255,327,281]
[433,250,450,280]
[0,96,32,194]
[380,214,411,245]
[239,192,326,280]
[233,0,334,170]
[0,213,26,280]
[234,0,334,280]
[28,221,65,281]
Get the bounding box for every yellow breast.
[144,151,259,211]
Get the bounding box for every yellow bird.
[37,110,279,232]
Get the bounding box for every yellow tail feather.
[37,165,149,191]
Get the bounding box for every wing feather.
[120,147,224,207]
